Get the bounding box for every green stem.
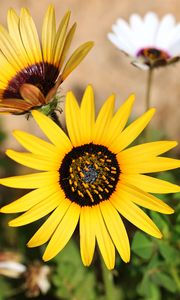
[144,68,154,141]
[101,258,119,300]
[170,267,180,291]
[145,68,153,111]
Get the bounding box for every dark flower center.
[59,143,120,206]
[137,47,170,61]
[3,62,59,99]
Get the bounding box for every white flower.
[108,12,180,69]
[0,261,26,278]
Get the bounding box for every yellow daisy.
[0,5,93,114]
[0,85,180,270]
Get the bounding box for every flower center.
[3,62,59,99]
[137,47,170,61]
[59,143,120,206]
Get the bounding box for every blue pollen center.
[82,165,98,183]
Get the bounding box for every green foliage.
[52,240,96,300]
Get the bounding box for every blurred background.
[0,1,179,300]
[0,0,180,150]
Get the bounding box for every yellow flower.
[0,86,180,269]
[0,5,93,114]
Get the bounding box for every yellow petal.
[58,23,77,69]
[0,52,16,83]
[118,141,178,163]
[61,42,94,81]
[20,8,42,64]
[28,198,71,247]
[13,130,59,156]
[93,94,115,144]
[80,85,95,144]
[1,184,60,213]
[110,108,156,153]
[80,206,96,266]
[52,11,71,67]
[65,91,82,146]
[0,171,59,189]
[121,157,180,174]
[7,8,29,66]
[6,150,60,171]
[100,201,130,263]
[120,173,180,194]
[43,202,80,261]
[32,110,72,153]
[42,4,56,63]
[116,182,174,214]
[105,94,135,145]
[91,205,115,270]
[0,25,23,70]
[9,189,64,227]
[111,192,162,238]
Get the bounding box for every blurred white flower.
[0,251,26,278]
[108,12,180,69]
[24,263,51,297]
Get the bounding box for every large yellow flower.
[0,86,180,269]
[0,5,93,114]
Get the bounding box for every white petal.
[107,32,133,55]
[155,14,175,49]
[143,12,159,45]
[168,39,180,56]
[113,18,138,53]
[129,14,146,50]
[131,60,149,70]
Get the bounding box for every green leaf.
[152,272,177,293]
[132,231,154,259]
[137,275,161,299]
[173,192,180,200]
[157,241,179,264]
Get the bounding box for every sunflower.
[0,85,180,269]
[0,5,93,114]
[108,12,180,69]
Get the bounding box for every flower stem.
[101,258,119,300]
[144,68,154,140]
